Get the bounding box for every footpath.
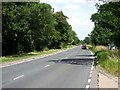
[98,67,118,88]
[90,65,118,89]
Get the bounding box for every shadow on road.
[75,55,95,57]
[48,58,94,65]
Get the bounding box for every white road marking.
[13,75,24,80]
[44,65,50,68]
[90,71,92,74]
[91,65,94,71]
[65,57,68,58]
[89,50,94,55]
[88,79,91,83]
[85,85,90,88]
[89,74,92,78]
[85,60,94,88]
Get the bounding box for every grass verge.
[88,45,119,76]
[0,45,76,63]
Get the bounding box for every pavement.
[98,67,118,88]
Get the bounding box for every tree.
[83,36,90,44]
[90,2,120,47]
[2,2,80,56]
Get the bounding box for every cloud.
[67,16,94,30]
[41,0,69,4]
[63,4,80,11]
[40,0,97,40]
[69,0,86,3]
[41,0,98,4]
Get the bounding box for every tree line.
[84,2,120,48]
[2,2,80,56]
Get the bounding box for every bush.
[89,45,119,76]
[97,51,109,60]
[42,47,49,51]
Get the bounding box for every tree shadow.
[75,55,95,57]
[48,58,94,65]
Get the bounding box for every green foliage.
[97,51,109,60]
[83,36,90,44]
[90,2,120,47]
[2,2,79,56]
[54,11,79,48]
[89,45,119,76]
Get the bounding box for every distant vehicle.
[81,44,87,49]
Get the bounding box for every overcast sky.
[41,0,98,40]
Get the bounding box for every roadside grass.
[88,45,119,76]
[0,45,76,63]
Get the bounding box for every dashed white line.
[44,65,50,68]
[85,85,90,88]
[91,65,94,71]
[65,57,68,59]
[89,74,92,78]
[88,79,92,83]
[89,50,94,55]
[13,75,24,80]
[90,71,92,74]
[85,60,94,88]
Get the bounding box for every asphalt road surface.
[2,46,97,88]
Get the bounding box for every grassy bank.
[0,45,76,63]
[88,45,119,76]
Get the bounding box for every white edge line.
[89,74,92,78]
[85,85,90,88]
[88,79,92,83]
[89,50,94,55]
[85,49,94,89]
[13,75,24,80]
[91,65,94,71]
[90,71,92,74]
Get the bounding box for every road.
[2,46,97,88]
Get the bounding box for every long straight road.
[2,46,97,88]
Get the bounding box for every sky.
[41,0,98,40]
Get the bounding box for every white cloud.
[63,4,80,11]
[69,0,86,3]
[41,0,69,4]
[68,17,94,30]
[67,16,80,28]
[41,0,98,4]
[40,0,97,40]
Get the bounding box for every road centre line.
[13,75,24,80]
[44,65,50,68]
[65,57,68,58]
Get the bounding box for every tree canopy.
[2,2,80,56]
[89,2,120,47]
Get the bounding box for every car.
[81,44,87,49]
